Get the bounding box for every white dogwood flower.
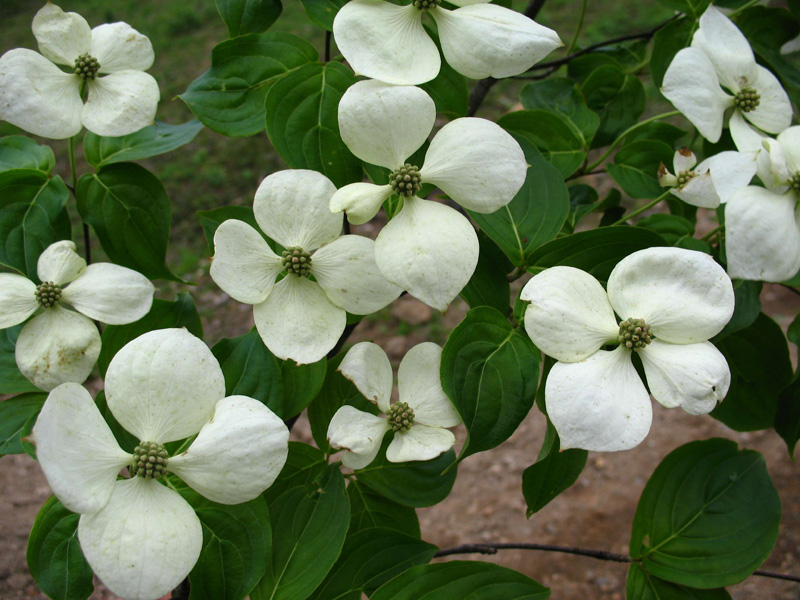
[327,341,461,467]
[658,147,756,208]
[0,3,160,139]
[0,240,154,391]
[521,247,734,452]
[210,169,402,364]
[333,0,562,85]
[32,328,290,600]
[661,5,791,144]
[330,81,527,310]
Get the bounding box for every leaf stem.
[700,224,724,241]
[728,0,763,17]
[565,0,587,56]
[608,190,671,227]
[69,135,93,265]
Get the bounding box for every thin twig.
[325,30,332,62]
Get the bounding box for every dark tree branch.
[325,30,332,62]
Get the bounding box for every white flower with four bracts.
[32,328,290,600]
[521,247,734,452]
[210,169,402,364]
[662,5,791,146]
[331,81,527,311]
[333,0,562,86]
[327,341,461,468]
[0,240,154,391]
[0,3,160,139]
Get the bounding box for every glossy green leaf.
[280,357,327,418]
[626,564,732,600]
[0,325,40,394]
[441,306,539,461]
[584,66,646,148]
[460,231,512,314]
[27,496,93,600]
[298,0,347,30]
[264,442,328,505]
[181,33,318,137]
[0,169,70,278]
[565,185,621,233]
[776,373,800,458]
[0,136,55,173]
[712,280,762,341]
[76,162,178,281]
[607,140,674,199]
[636,213,695,246]
[216,0,282,37]
[347,480,420,537]
[370,561,550,600]
[83,121,205,168]
[520,78,599,146]
[630,438,780,588]
[652,0,710,14]
[0,392,46,455]
[651,17,694,88]
[264,61,362,188]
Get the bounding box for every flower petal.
[338,80,435,169]
[520,266,618,362]
[726,186,800,282]
[692,5,757,92]
[253,169,341,251]
[386,424,455,462]
[327,405,390,470]
[432,4,562,80]
[729,107,766,153]
[78,478,203,600]
[777,126,800,175]
[696,150,757,204]
[333,0,440,85]
[661,47,733,144]
[545,347,652,452]
[90,23,154,73]
[743,65,793,135]
[32,3,91,66]
[374,197,479,311]
[16,306,101,391]
[420,117,527,213]
[329,182,393,225]
[640,340,730,416]
[0,48,83,139]
[672,149,697,174]
[105,328,225,443]
[672,172,718,209]
[338,341,393,412]
[32,382,130,514]
[37,240,87,285]
[253,275,346,364]
[168,396,289,504]
[61,263,154,325]
[398,342,461,427]
[0,273,38,329]
[82,71,159,137]
[210,219,283,304]
[312,235,403,315]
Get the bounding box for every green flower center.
[389,164,422,197]
[617,318,653,350]
[131,441,169,479]
[676,170,697,186]
[386,401,415,433]
[281,246,312,277]
[790,173,800,194]
[34,282,62,308]
[412,0,440,10]
[734,87,760,113]
[74,53,100,80]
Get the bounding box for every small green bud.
[734,87,760,113]
[34,282,62,308]
[676,170,697,186]
[412,0,440,9]
[131,441,169,479]
[73,53,100,80]
[789,173,800,194]
[386,401,415,433]
[281,246,312,277]
[389,164,422,197]
[617,318,654,350]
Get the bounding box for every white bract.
[521,247,734,452]
[210,169,402,364]
[661,5,791,145]
[0,240,154,391]
[0,3,159,139]
[32,328,290,600]
[331,81,527,310]
[658,147,756,208]
[333,0,562,85]
[327,341,461,467]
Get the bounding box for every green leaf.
[527,227,668,283]
[280,357,327,418]
[607,140,674,199]
[355,440,457,508]
[626,564,732,600]
[309,527,438,599]
[419,30,469,119]
[298,0,348,30]
[585,66,646,148]
[636,213,695,246]
[469,138,569,267]
[712,280,762,341]
[0,136,55,173]
[711,313,792,431]
[565,185,621,233]
[347,480,420,537]
[370,561,550,600]
[76,162,178,281]
[441,306,539,461]
[181,33,318,137]
[83,121,205,168]
[97,293,203,377]
[776,373,800,458]
[27,496,94,600]
[264,442,328,505]
[630,438,780,588]
[651,17,694,88]
[0,392,46,455]
[520,78,600,147]
[0,325,40,394]
[0,169,70,278]
[252,465,350,600]
[264,62,362,188]
[788,312,800,346]
[460,231,513,313]
[652,0,710,15]
[498,109,585,177]
[212,329,284,415]
[522,427,587,516]
[216,0,282,37]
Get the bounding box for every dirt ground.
[1,279,799,600]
